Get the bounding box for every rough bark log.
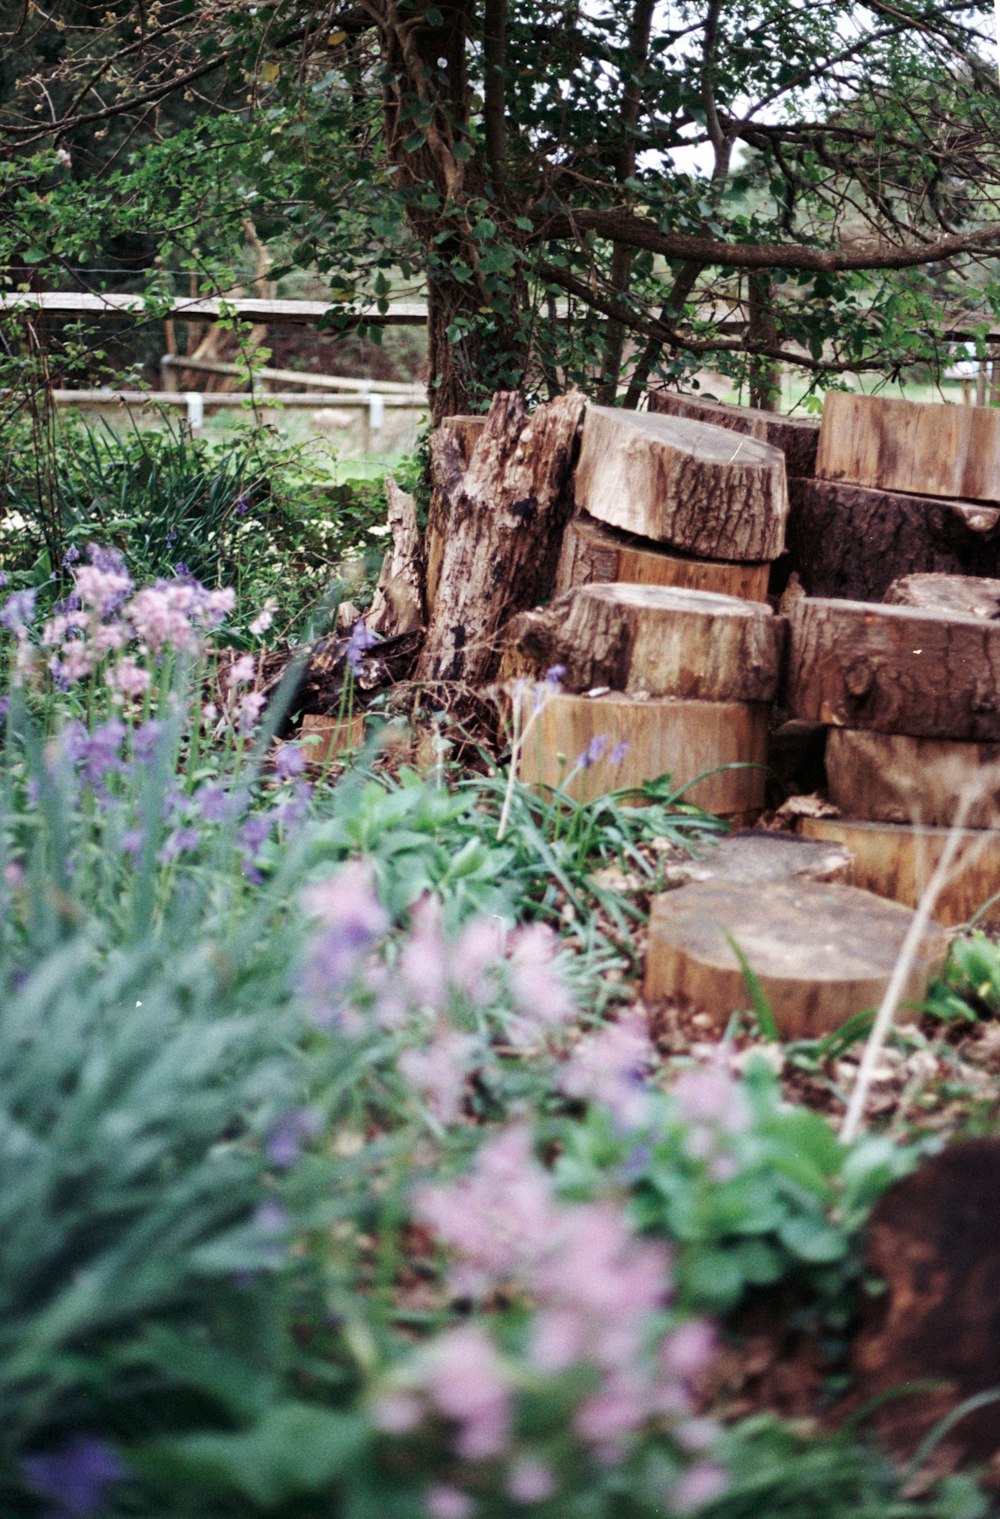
[424,415,489,615]
[848,1140,1000,1465]
[508,583,784,701]
[658,828,853,889]
[574,404,788,561]
[797,815,1000,928]
[785,596,1000,740]
[825,728,1000,829]
[784,478,1000,603]
[416,390,585,684]
[647,388,819,478]
[553,514,770,602]
[367,478,424,637]
[643,879,948,1038]
[514,689,769,815]
[885,572,1000,619]
[817,391,1000,502]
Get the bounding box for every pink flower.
[560,1011,653,1127]
[669,1460,727,1513]
[507,1458,554,1504]
[249,596,277,636]
[660,1321,717,1383]
[239,690,266,732]
[106,655,150,699]
[398,1023,479,1126]
[672,1068,749,1132]
[426,1485,475,1519]
[227,653,257,688]
[507,923,575,1031]
[371,1391,422,1433]
[423,1324,512,1458]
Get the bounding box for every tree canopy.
[2,0,999,416]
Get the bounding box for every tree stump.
[553,515,770,602]
[514,689,769,815]
[643,879,948,1038]
[574,404,788,561]
[416,390,585,684]
[660,828,853,889]
[784,478,1000,603]
[848,1139,1000,1466]
[825,728,1000,830]
[508,583,784,701]
[797,815,1000,928]
[786,596,1000,740]
[367,478,424,637]
[647,388,820,479]
[816,391,1000,502]
[885,571,1000,619]
[423,414,488,615]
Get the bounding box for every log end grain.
[825,727,1000,830]
[554,514,771,602]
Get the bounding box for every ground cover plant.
[1,511,999,1517]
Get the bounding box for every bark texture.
[553,514,770,602]
[423,414,489,616]
[367,478,424,637]
[817,392,1000,502]
[643,879,948,1038]
[416,390,585,683]
[885,572,1000,619]
[798,815,1000,929]
[785,478,1000,602]
[786,596,1000,740]
[647,388,819,478]
[574,404,788,561]
[514,689,769,815]
[509,582,784,701]
[825,727,1000,829]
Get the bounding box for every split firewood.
[817,391,1000,502]
[574,404,788,561]
[513,688,769,816]
[647,388,819,478]
[784,478,1000,603]
[825,728,1000,830]
[366,478,424,637]
[796,815,1000,929]
[554,515,770,602]
[423,414,488,615]
[786,596,1000,740]
[884,571,1000,619]
[643,878,949,1038]
[508,583,784,701]
[416,390,585,684]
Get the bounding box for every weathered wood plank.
[884,571,1000,618]
[0,290,428,326]
[574,404,788,561]
[816,392,1000,502]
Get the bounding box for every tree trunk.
[786,596,1000,740]
[785,478,1000,602]
[575,404,788,560]
[424,414,488,616]
[508,582,784,700]
[416,389,585,683]
[553,515,770,601]
[644,878,948,1038]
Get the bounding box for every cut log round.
[300,711,367,765]
[647,388,819,479]
[885,572,1000,619]
[553,515,770,602]
[509,582,785,701]
[825,728,1000,829]
[784,478,1000,603]
[574,404,788,561]
[643,879,948,1038]
[816,392,1000,502]
[514,689,769,815]
[797,815,1000,929]
[785,596,1000,741]
[424,413,490,616]
[417,390,585,684]
[661,828,853,889]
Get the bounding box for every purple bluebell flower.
[86,544,127,575]
[577,734,609,770]
[274,778,312,833]
[266,1107,321,1168]
[1,587,37,632]
[545,664,565,685]
[158,826,201,862]
[609,740,630,766]
[0,570,8,590]
[78,718,127,787]
[120,827,144,857]
[0,696,9,721]
[195,782,233,824]
[234,494,250,518]
[132,719,164,764]
[62,545,81,567]
[345,617,378,675]
[22,1434,125,1517]
[240,815,271,854]
[164,525,178,550]
[274,742,307,781]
